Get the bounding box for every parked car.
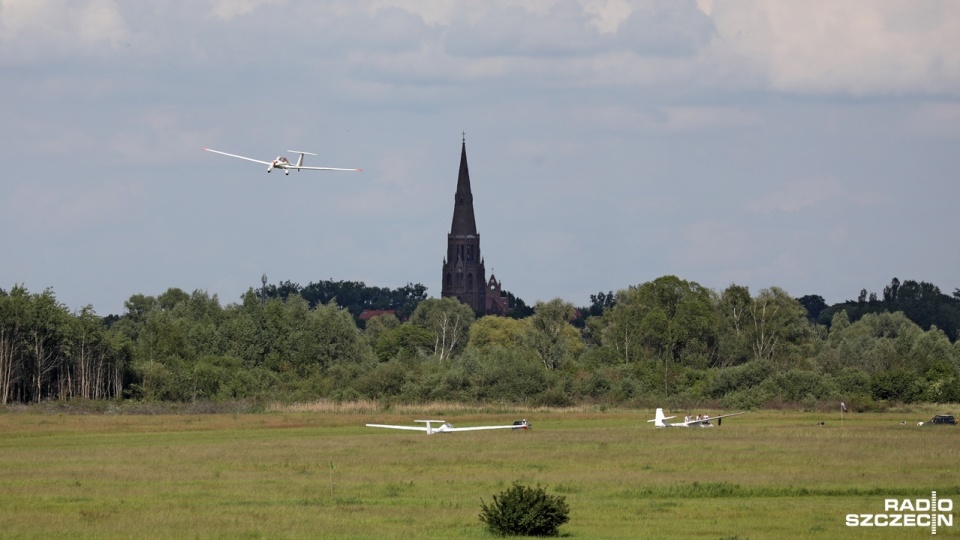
[926,414,957,425]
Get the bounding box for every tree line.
[2,276,958,407]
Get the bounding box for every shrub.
[706,360,773,399]
[871,369,922,402]
[480,482,569,537]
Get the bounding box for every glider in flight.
[202,147,361,175]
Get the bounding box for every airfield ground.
[0,406,956,538]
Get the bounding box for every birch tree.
[747,287,812,364]
[410,297,475,361]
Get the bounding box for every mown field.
[0,404,957,539]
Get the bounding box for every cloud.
[207,0,283,21]
[77,0,131,47]
[438,0,717,67]
[582,0,632,34]
[8,0,957,99]
[443,1,605,58]
[615,0,716,57]
[746,176,846,214]
[0,0,132,59]
[711,0,960,96]
[671,220,751,266]
[657,105,761,131]
[5,178,144,230]
[2,0,958,315]
[745,176,890,216]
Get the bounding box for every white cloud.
[615,0,715,57]
[581,0,632,34]
[77,0,130,47]
[0,0,132,57]
[2,0,959,314]
[8,0,956,98]
[207,0,284,21]
[443,1,604,58]
[711,0,960,96]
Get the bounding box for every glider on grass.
[365,419,531,435]
[647,408,747,428]
[202,147,362,175]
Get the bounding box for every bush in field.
[480,482,569,537]
[871,368,923,402]
[470,348,550,402]
[760,369,837,402]
[720,386,770,410]
[706,360,773,399]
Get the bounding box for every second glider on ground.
[647,408,747,428]
[365,419,531,435]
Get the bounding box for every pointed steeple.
[442,135,485,313]
[450,139,478,236]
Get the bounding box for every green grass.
[0,408,957,538]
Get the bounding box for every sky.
[2,0,959,316]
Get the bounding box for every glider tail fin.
[287,150,317,169]
[648,408,676,427]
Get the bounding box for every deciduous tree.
[410,297,475,361]
[525,299,582,370]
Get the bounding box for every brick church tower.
[441,138,487,313]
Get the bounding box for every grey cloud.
[443,1,607,58]
[615,0,716,57]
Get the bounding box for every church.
[440,138,510,316]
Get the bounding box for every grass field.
[1,404,958,539]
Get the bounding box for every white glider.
[647,408,747,428]
[365,419,531,435]
[202,147,361,175]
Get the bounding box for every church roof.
[449,141,478,236]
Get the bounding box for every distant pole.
[841,401,846,426]
[261,273,268,306]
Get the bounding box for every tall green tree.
[410,297,475,361]
[68,306,114,400]
[747,287,812,364]
[25,289,69,402]
[363,312,401,348]
[600,276,718,389]
[307,300,371,369]
[0,286,29,403]
[525,299,582,370]
[467,315,528,353]
[374,324,434,362]
[715,284,752,367]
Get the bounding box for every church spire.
[450,139,478,236]
[442,135,485,313]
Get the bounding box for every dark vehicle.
[927,414,957,425]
